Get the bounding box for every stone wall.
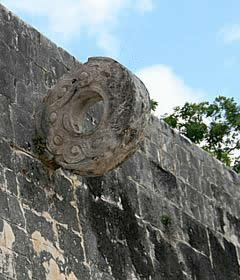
[0,3,240,280]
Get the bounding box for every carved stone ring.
[35,57,151,176]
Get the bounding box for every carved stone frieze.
[35,57,151,176]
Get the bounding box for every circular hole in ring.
[70,90,104,135]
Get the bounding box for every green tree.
[162,96,240,173]
[150,99,158,112]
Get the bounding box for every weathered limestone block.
[1,3,240,280]
[36,57,150,176]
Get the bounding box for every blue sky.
[2,0,240,117]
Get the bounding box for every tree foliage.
[150,99,158,112]
[162,96,240,173]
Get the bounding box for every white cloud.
[2,0,153,54]
[136,65,205,117]
[96,32,120,57]
[219,24,240,44]
[2,0,128,34]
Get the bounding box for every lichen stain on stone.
[0,221,16,278]
[32,231,78,279]
[43,259,78,280]
[67,272,78,280]
[43,259,65,280]
[69,174,82,188]
[0,220,15,248]
[32,231,65,263]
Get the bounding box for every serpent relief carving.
[35,57,151,176]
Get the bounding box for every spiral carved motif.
[35,57,151,176]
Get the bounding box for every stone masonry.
[0,3,240,280]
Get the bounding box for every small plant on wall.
[160,215,172,227]
[32,134,46,156]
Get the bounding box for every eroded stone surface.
[36,57,151,176]
[1,3,240,280]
